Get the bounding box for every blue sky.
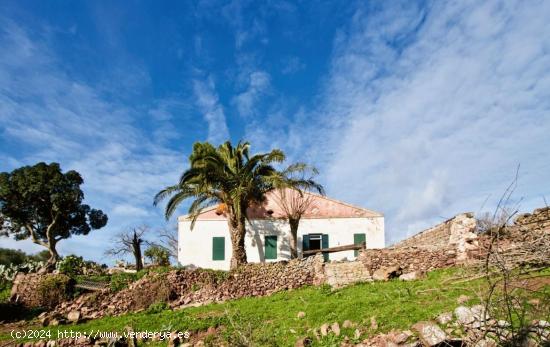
[1,0,549,263]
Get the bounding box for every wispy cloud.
[0,17,183,261]
[193,76,230,144]
[291,0,550,243]
[281,56,305,75]
[233,70,271,118]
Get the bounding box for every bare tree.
[158,226,178,261]
[105,226,150,271]
[271,188,315,259]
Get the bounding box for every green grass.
[2,267,548,346]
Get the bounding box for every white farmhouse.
[177,191,384,270]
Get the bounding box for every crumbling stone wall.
[50,255,320,320]
[392,212,478,261]
[10,273,74,308]
[476,206,550,266]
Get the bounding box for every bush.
[0,248,28,266]
[57,255,105,277]
[144,245,170,266]
[37,274,73,308]
[0,260,45,283]
[56,255,86,277]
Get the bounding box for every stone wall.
[10,273,74,308]
[392,212,478,260]
[50,255,321,320]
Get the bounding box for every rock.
[457,294,470,304]
[455,306,475,325]
[354,329,361,339]
[294,337,312,347]
[320,323,330,336]
[342,320,354,328]
[331,322,340,336]
[436,312,453,325]
[399,272,419,281]
[75,336,90,345]
[67,310,81,323]
[473,338,498,347]
[49,318,61,326]
[372,266,402,281]
[168,331,180,347]
[39,316,50,327]
[297,311,306,319]
[370,316,378,330]
[412,321,447,346]
[390,330,412,344]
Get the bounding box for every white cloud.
[292,0,550,244]
[0,17,183,263]
[233,70,271,118]
[193,76,230,144]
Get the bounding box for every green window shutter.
[212,237,225,261]
[353,233,366,257]
[322,234,329,261]
[264,235,277,260]
[302,235,310,257]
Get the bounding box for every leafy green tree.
[29,250,51,262]
[0,248,28,266]
[154,141,321,269]
[144,245,170,266]
[0,162,108,268]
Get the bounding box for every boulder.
[412,321,447,346]
[457,294,470,304]
[399,272,420,281]
[67,310,81,323]
[294,337,312,347]
[372,266,402,281]
[331,322,340,336]
[342,320,354,328]
[320,323,330,336]
[454,306,475,325]
[436,312,453,325]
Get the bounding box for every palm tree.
[154,141,321,269]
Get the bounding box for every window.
[302,234,328,261]
[212,237,225,261]
[353,233,366,257]
[264,235,277,260]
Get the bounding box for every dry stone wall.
[392,212,478,261]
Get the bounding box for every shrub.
[57,255,86,277]
[0,260,45,283]
[37,274,73,308]
[146,301,169,314]
[144,245,170,266]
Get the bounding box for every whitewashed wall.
[178,217,384,270]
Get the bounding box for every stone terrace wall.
[51,255,321,320]
[392,212,478,261]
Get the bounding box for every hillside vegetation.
[3,266,548,346]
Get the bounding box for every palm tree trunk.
[289,218,299,259]
[228,214,247,269]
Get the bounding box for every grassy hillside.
[2,266,548,346]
